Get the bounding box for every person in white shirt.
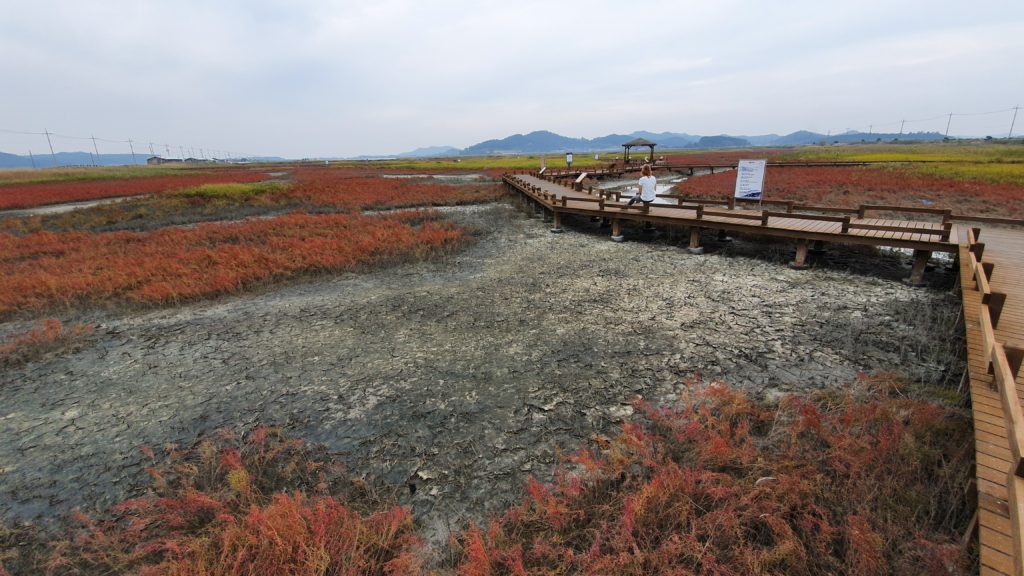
[627,163,657,207]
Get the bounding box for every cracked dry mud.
[0,203,962,544]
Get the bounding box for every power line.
[0,126,247,162]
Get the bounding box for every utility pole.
[944,112,953,138]
[1011,105,1020,139]
[128,139,137,164]
[44,129,58,167]
[164,144,171,158]
[899,120,905,136]
[91,135,100,166]
[868,125,872,135]
[28,150,36,169]
[149,142,155,157]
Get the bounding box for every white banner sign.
[734,159,767,200]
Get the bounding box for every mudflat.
[0,203,961,543]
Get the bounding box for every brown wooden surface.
[958,224,1024,576]
[505,174,959,253]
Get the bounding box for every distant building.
[146,156,183,165]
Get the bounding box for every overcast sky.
[2,0,1023,158]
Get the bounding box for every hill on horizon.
[443,129,946,157]
[0,129,952,167]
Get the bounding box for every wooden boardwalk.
[505,172,1024,574]
[504,173,958,280]
[959,226,1024,575]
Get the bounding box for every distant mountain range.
[0,151,147,169]
[423,129,946,157]
[0,129,949,168]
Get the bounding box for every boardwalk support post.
[905,250,931,286]
[611,218,624,242]
[810,240,826,253]
[551,211,563,233]
[717,229,732,242]
[687,227,704,254]
[790,239,809,269]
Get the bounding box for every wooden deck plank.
[983,504,1015,536]
[983,524,1017,559]
[982,543,1016,575]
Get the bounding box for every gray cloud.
[2,0,1022,157]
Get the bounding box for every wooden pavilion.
[622,138,657,164]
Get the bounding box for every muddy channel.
[0,202,963,544]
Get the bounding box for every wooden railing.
[967,227,1024,575]
[503,174,954,239]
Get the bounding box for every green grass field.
[0,164,222,186]
[779,141,1024,186]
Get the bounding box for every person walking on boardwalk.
[627,164,657,207]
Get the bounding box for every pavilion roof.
[622,138,657,147]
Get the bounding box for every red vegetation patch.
[37,427,423,576]
[0,318,93,367]
[1,379,973,574]
[675,165,1024,217]
[0,210,468,317]
[288,166,504,211]
[453,376,973,575]
[0,170,267,210]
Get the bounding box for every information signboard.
[734,159,767,200]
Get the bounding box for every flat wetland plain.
[1,141,1022,574]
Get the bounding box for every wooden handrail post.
[696,205,704,220]
[728,197,735,210]
[1007,346,1024,379]
[841,216,850,234]
[760,213,770,226]
[857,205,867,219]
[990,292,1008,329]
[1008,474,1024,576]
[971,242,986,261]
[993,342,1024,477]
[981,304,996,379]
